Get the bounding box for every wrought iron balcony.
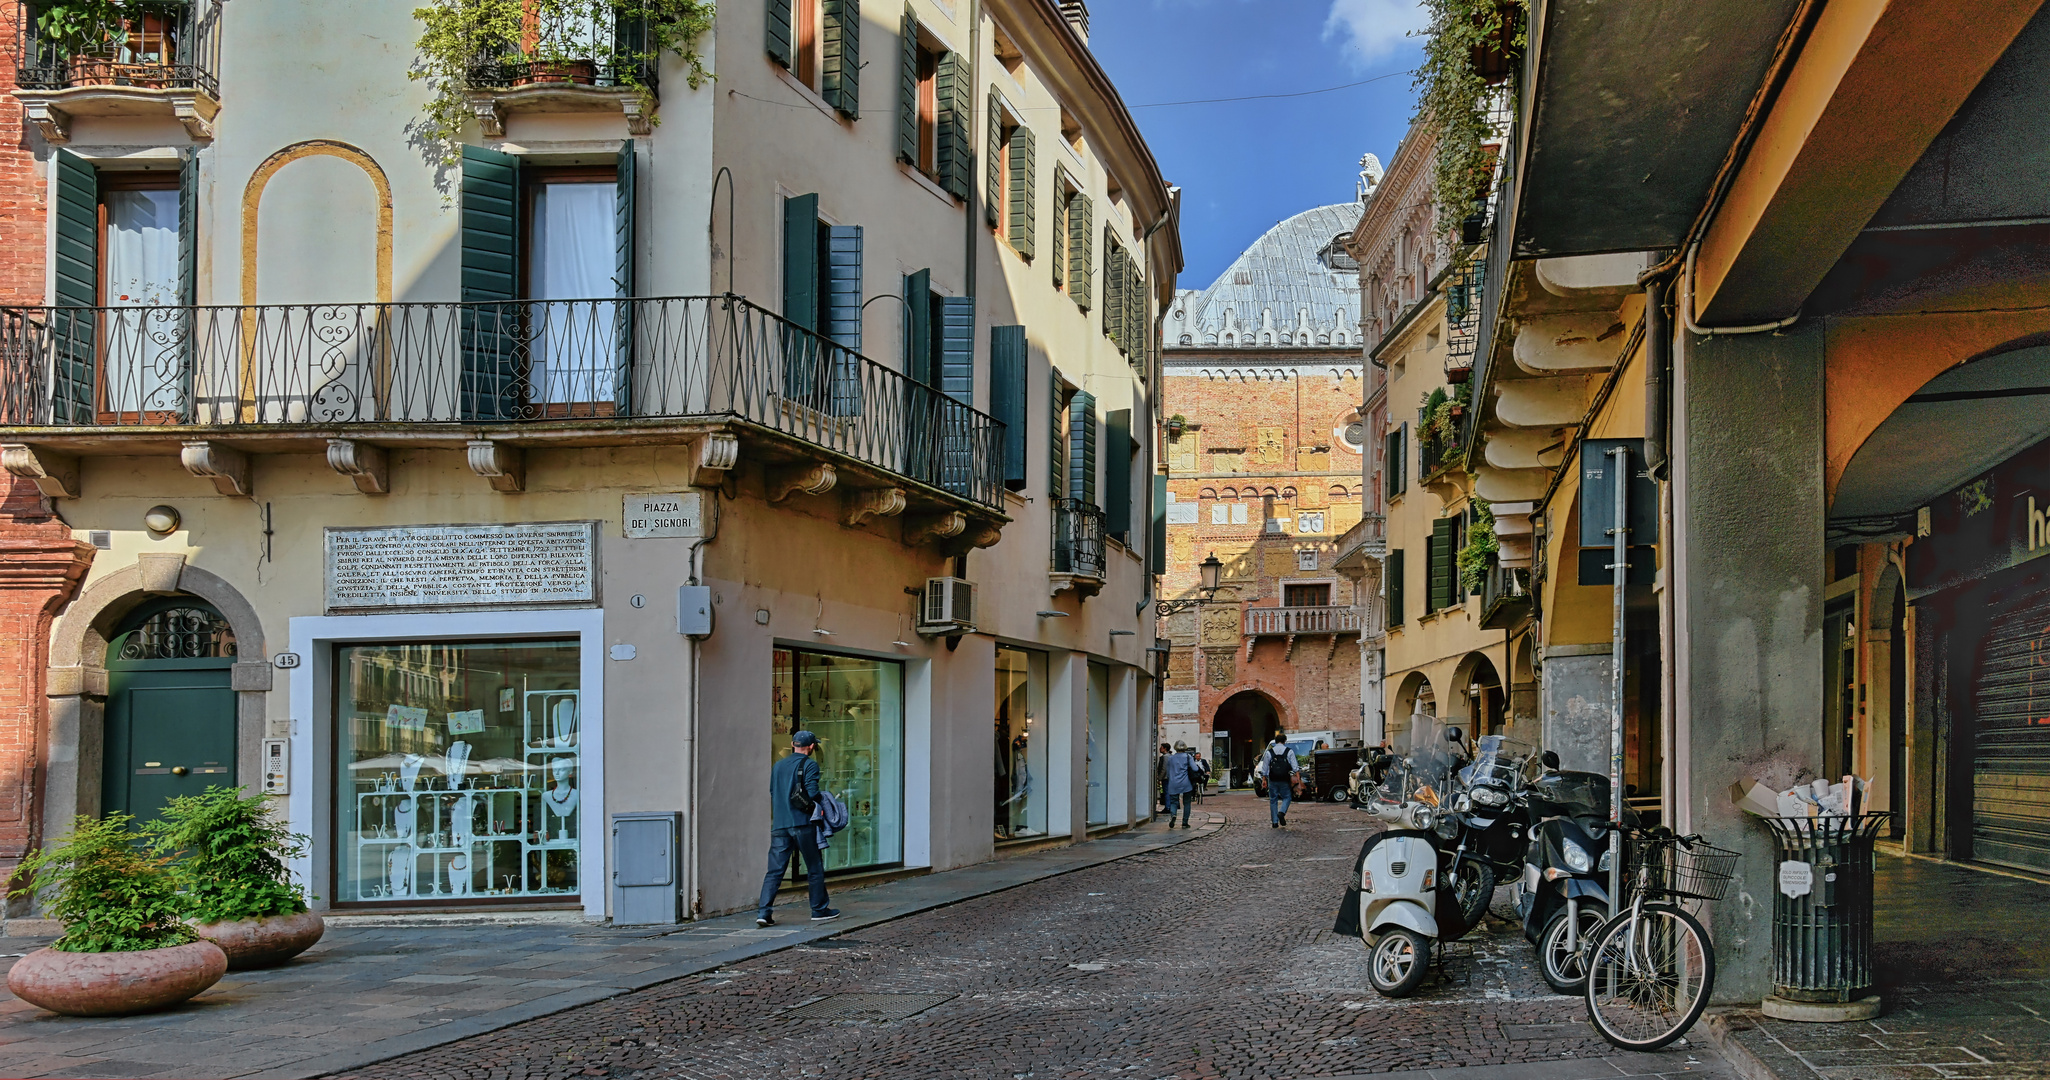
[12,0,221,141]
[1244,605,1363,636]
[0,295,1006,511]
[1479,561,1532,631]
[1050,497,1106,584]
[462,10,659,136]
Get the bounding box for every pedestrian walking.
[1189,751,1211,800]
[1155,742,1173,813]
[757,730,839,927]
[1257,736,1298,828]
[1161,742,1196,828]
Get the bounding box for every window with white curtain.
[528,180,616,405]
[103,187,183,414]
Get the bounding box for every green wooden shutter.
[936,295,974,404]
[1069,390,1097,505]
[1386,549,1405,627]
[460,145,519,421]
[1049,369,1065,498]
[614,139,636,414]
[1008,125,1035,259]
[1397,422,1409,493]
[1150,473,1167,574]
[1103,229,1124,347]
[823,225,863,417]
[935,51,972,198]
[822,0,860,118]
[782,193,820,330]
[903,268,931,384]
[767,0,793,67]
[1068,192,1092,309]
[51,150,97,423]
[1050,175,1068,290]
[177,152,197,307]
[1104,407,1131,540]
[985,90,1004,227]
[897,6,919,161]
[1429,517,1456,612]
[1125,251,1143,362]
[991,324,1027,491]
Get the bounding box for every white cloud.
[1323,0,1430,66]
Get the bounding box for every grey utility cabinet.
[611,811,683,925]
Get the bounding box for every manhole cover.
[783,993,955,1022]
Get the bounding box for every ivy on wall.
[412,0,714,163]
[1412,0,1526,232]
[1458,498,1497,593]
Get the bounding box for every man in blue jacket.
[757,730,839,927]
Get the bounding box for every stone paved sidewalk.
[0,815,1219,1080]
[1703,850,2050,1080]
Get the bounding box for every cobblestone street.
[341,795,1730,1080]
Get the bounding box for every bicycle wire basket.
[1625,833,1740,902]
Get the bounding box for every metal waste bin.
[1761,813,1889,1017]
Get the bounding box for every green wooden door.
[104,660,236,825]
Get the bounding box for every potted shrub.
[148,786,322,970]
[35,0,128,86]
[7,815,226,1017]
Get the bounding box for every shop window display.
[1087,661,1110,826]
[335,639,581,904]
[994,646,1049,840]
[771,648,904,871]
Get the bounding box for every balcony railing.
[1244,606,1363,636]
[1419,432,1465,479]
[1479,561,1532,631]
[14,0,220,96]
[1051,498,1106,579]
[1334,513,1386,557]
[0,295,1005,510]
[467,12,657,91]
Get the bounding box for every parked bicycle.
[1582,828,1739,1051]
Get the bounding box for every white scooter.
[1357,827,1441,996]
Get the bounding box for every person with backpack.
[757,730,838,927]
[1189,751,1211,800]
[1258,736,1298,828]
[1161,742,1196,828]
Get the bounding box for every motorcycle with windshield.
[1439,733,1538,934]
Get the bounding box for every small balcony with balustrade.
[0,295,1008,546]
[1049,497,1106,597]
[1242,600,1362,661]
[12,0,222,143]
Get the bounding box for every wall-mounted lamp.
[1156,554,1225,615]
[143,504,181,537]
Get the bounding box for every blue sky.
[1088,0,1427,289]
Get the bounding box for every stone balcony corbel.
[843,487,907,527]
[465,440,524,493]
[691,433,740,489]
[326,439,389,494]
[180,441,250,497]
[1,444,79,499]
[906,512,967,547]
[768,463,836,503]
[1515,313,1626,375]
[12,85,220,144]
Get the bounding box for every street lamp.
[1156,554,1224,615]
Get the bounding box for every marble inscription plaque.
[326,521,598,613]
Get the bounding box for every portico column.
[1670,322,1826,1003]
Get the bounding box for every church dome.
[1164,203,1364,350]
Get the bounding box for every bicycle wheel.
[1583,903,1714,1051]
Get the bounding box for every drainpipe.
[963,0,981,305]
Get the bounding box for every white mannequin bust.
[542,757,578,840]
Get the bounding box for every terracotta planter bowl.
[6,940,227,1017]
[191,910,324,970]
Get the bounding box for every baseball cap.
[792,730,819,747]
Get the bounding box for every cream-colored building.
[1349,128,1530,748]
[0,0,1177,920]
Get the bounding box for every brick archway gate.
[1212,688,1286,788]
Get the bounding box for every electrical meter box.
[611,811,683,925]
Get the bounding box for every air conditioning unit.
[919,577,977,634]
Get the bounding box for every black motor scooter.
[1516,750,1633,994]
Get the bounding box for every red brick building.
[0,9,97,901]
[1158,201,1373,783]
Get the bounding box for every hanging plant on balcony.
[412,0,714,164]
[1458,499,1498,593]
[32,0,130,59]
[1413,0,1526,231]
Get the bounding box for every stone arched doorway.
[1447,652,1505,740]
[44,554,269,846]
[1212,689,1283,788]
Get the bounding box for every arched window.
[111,601,237,661]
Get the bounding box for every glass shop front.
[335,638,583,905]
[771,647,905,872]
[994,645,1049,840]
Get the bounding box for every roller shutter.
[1971,588,2050,872]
